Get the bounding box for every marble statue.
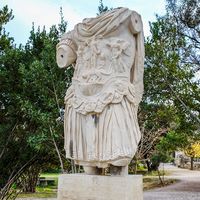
[56,7,144,175]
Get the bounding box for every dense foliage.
[139,0,200,170]
[0,6,73,199]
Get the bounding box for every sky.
[1,0,167,45]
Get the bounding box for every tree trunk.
[18,166,40,193]
[146,160,152,172]
[146,160,160,172]
[191,157,194,170]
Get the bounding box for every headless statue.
[56,7,144,175]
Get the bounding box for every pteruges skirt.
[64,97,141,168]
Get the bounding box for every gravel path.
[144,163,200,200]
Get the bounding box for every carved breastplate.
[65,36,136,115]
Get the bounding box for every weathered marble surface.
[57,174,143,200]
[56,7,144,173]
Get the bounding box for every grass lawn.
[17,186,57,198]
[40,173,59,179]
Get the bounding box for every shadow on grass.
[143,177,178,191]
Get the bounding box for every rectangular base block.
[57,174,143,200]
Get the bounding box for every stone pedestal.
[57,174,143,200]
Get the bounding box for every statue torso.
[65,23,137,114]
